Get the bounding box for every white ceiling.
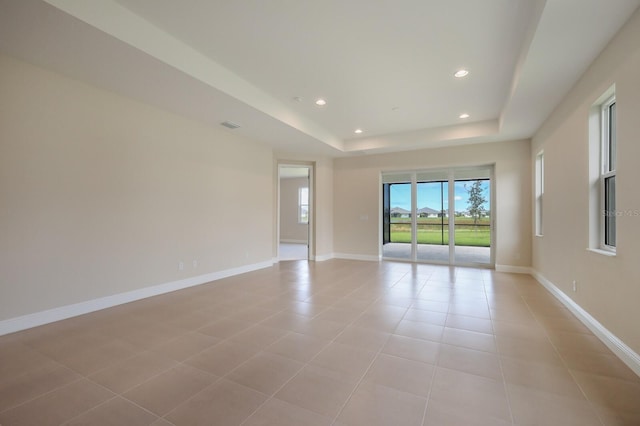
[1,0,638,157]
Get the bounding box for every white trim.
[495,264,532,274]
[532,270,640,378]
[586,247,616,257]
[314,253,334,262]
[0,260,275,336]
[333,253,381,262]
[279,239,308,244]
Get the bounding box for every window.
[298,187,309,224]
[601,95,616,249]
[535,151,544,236]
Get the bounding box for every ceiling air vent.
[221,121,241,129]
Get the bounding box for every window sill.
[586,248,616,257]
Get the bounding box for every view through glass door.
[382,167,493,266]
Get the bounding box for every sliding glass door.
[382,167,493,266]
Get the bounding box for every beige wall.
[0,54,274,321]
[333,140,532,267]
[279,177,309,243]
[532,8,640,354]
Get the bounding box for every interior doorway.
[278,165,311,260]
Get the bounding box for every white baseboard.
[314,253,334,262]
[333,253,381,262]
[495,264,532,274]
[0,259,275,336]
[532,270,640,378]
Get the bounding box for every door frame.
[380,165,495,268]
[277,162,314,261]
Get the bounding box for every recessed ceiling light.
[354,129,363,134]
[459,113,470,119]
[454,69,469,78]
[315,98,327,106]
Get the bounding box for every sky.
[390,180,490,213]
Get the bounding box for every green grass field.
[389,217,490,247]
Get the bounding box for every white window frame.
[298,186,309,224]
[535,151,544,237]
[600,94,616,251]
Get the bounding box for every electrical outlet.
[193,260,198,268]
[572,280,577,292]
[178,261,184,271]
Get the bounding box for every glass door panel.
[382,174,413,260]
[453,170,491,265]
[416,181,449,263]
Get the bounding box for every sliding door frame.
[380,165,495,268]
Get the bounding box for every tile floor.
[0,259,639,425]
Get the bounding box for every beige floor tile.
[242,397,332,426]
[382,335,441,364]
[334,325,391,351]
[283,301,329,318]
[227,306,279,323]
[546,329,610,354]
[49,338,141,375]
[560,349,639,381]
[0,362,80,412]
[0,379,114,426]
[394,319,444,342]
[295,317,348,340]
[423,398,513,426]
[123,364,216,416]
[445,313,494,334]
[89,351,177,394]
[184,340,261,376]
[490,307,538,325]
[150,418,175,426]
[441,327,496,353]
[492,319,548,341]
[275,365,358,418]
[263,332,329,362]
[3,261,638,425]
[64,396,158,426]
[104,320,186,350]
[592,405,640,426]
[507,383,601,426]
[150,332,219,361]
[337,382,427,426]
[536,315,591,334]
[437,344,502,380]
[410,299,450,314]
[429,367,511,423]
[227,325,289,349]
[571,370,640,415]
[197,318,254,339]
[166,379,267,426]
[501,356,587,399]
[310,342,377,383]
[227,352,304,395]
[496,335,563,366]
[403,308,447,325]
[362,353,434,397]
[314,307,362,324]
[260,312,311,332]
[447,303,491,319]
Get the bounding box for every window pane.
[604,175,616,247]
[609,102,616,172]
